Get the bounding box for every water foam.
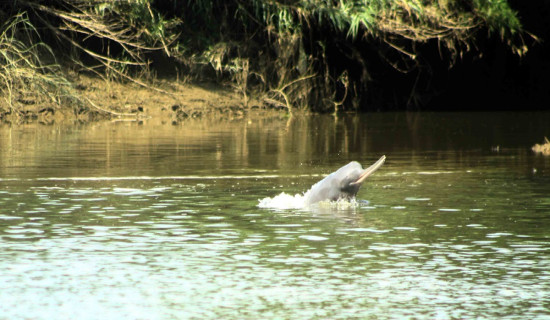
[257,192,307,209]
[257,190,360,210]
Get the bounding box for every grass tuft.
[0,13,77,116]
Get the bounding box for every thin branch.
[82,96,137,117]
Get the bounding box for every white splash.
[257,192,307,209]
[257,190,360,210]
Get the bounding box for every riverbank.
[2,1,542,117]
[0,74,289,124]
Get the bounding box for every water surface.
[1,113,549,319]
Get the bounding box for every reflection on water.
[1,112,550,319]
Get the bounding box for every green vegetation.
[0,0,528,117]
[0,13,76,115]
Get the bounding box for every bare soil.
[0,74,285,123]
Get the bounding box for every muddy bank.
[0,75,287,124]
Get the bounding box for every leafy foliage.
[168,0,528,110]
[0,0,529,113]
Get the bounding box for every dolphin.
[304,155,386,205]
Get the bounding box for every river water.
[1,112,549,319]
